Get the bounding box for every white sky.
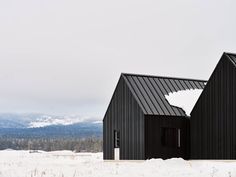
[0,0,236,119]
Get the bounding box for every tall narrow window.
[114,130,120,160]
[114,130,120,148]
[178,129,181,148]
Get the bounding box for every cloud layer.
[0,0,235,119]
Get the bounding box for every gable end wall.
[103,76,145,160]
[191,54,236,159]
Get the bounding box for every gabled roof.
[190,52,236,116]
[122,73,207,117]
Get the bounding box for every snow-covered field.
[0,150,236,177]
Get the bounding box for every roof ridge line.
[121,73,207,82]
[223,52,236,56]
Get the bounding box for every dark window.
[114,130,120,148]
[161,128,181,148]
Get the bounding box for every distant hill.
[0,123,102,139]
[0,113,102,139]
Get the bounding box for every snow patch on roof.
[165,89,203,116]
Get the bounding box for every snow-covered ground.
[0,150,236,177]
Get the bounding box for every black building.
[103,73,206,160]
[191,52,236,159]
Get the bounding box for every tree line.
[0,137,102,152]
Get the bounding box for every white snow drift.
[0,150,236,177]
[165,89,203,116]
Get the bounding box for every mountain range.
[0,113,102,139]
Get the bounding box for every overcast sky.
[0,0,235,120]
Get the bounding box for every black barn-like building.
[103,73,206,160]
[191,52,236,159]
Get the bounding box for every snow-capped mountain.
[0,113,101,129]
[28,116,81,128]
[28,115,101,128]
[0,113,102,139]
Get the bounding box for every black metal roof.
[122,73,207,116]
[226,52,236,65]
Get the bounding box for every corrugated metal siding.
[191,53,236,159]
[122,73,206,116]
[103,76,145,160]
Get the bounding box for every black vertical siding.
[191,53,236,159]
[145,115,190,159]
[103,73,206,160]
[103,76,145,160]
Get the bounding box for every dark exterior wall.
[103,76,145,160]
[145,115,190,159]
[191,54,236,159]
